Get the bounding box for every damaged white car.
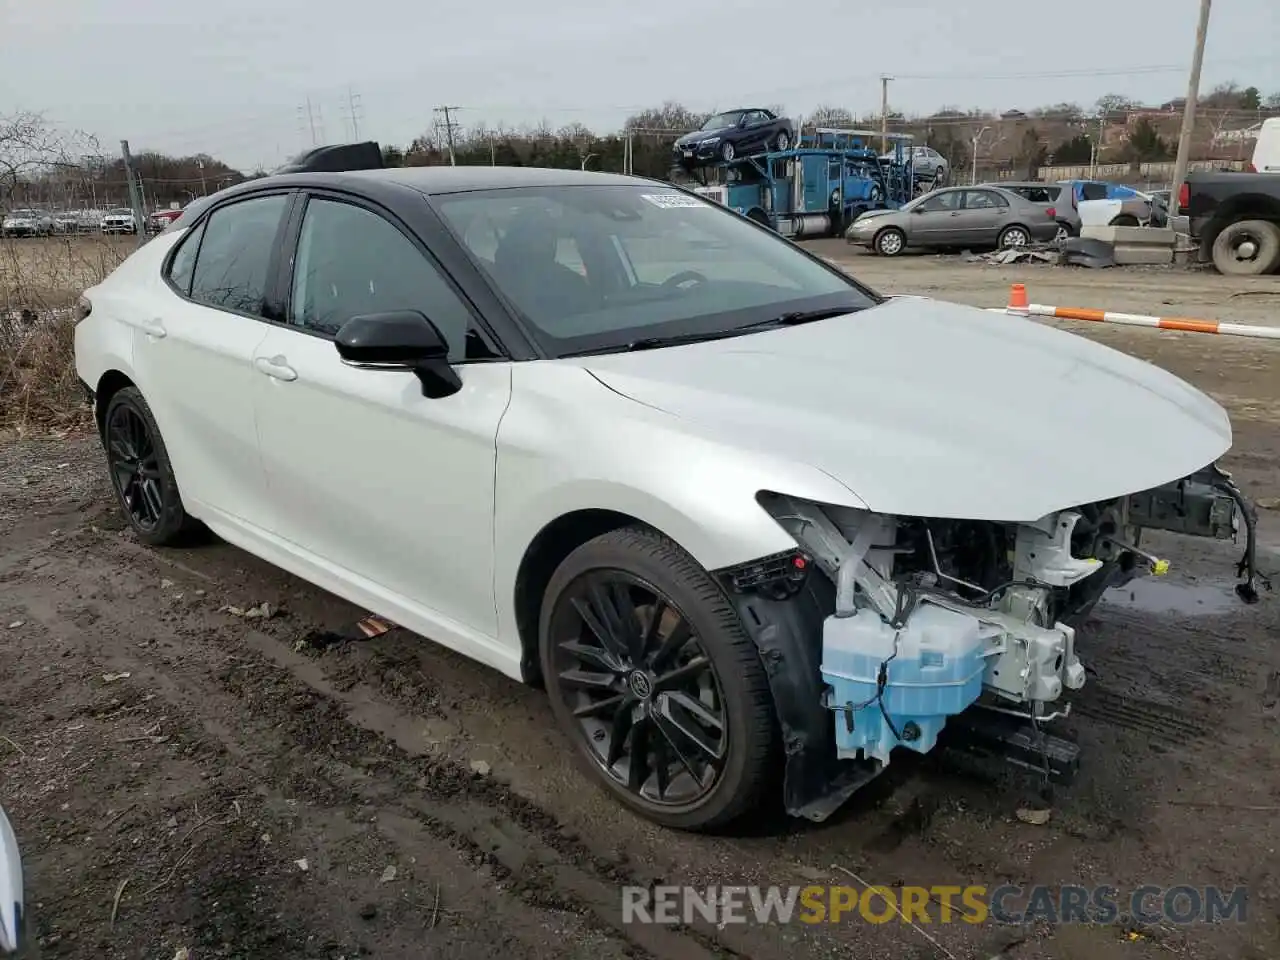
[0,805,22,953]
[73,144,1266,831]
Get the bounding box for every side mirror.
[911,207,926,214]
[334,311,461,399]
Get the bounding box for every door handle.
[141,318,166,339]
[254,355,297,381]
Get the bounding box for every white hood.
[573,297,1231,522]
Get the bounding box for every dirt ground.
[2,237,1280,960]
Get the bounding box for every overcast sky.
[2,0,1275,172]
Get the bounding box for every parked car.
[983,181,1081,241]
[1058,180,1161,228]
[845,185,1060,255]
[1181,170,1280,275]
[147,208,184,234]
[0,804,22,953]
[883,145,949,184]
[73,156,1262,831]
[672,108,795,167]
[53,210,82,234]
[1,208,55,237]
[100,207,138,234]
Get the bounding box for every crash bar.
[988,283,1280,341]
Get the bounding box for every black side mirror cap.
[334,311,460,398]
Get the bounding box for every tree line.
[4,82,1277,208]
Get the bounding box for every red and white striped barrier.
[991,284,1280,341]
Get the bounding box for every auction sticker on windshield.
[640,193,707,209]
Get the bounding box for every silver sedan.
[845,185,1061,256]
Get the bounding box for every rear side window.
[188,194,289,316]
[166,220,206,296]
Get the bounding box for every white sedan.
[73,151,1264,831]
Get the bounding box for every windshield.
[433,184,876,357]
[701,112,745,130]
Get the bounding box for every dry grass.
[1,235,132,436]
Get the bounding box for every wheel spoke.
[572,692,628,719]
[654,693,726,767]
[605,701,635,768]
[560,639,621,674]
[558,668,617,692]
[572,591,629,663]
[653,654,710,692]
[649,616,691,670]
[626,717,651,793]
[139,478,164,524]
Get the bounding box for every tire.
[874,227,906,256]
[745,209,773,231]
[538,525,778,831]
[720,141,735,162]
[1211,220,1280,276]
[101,387,200,546]
[1109,214,1140,227]
[774,131,790,152]
[998,224,1031,248]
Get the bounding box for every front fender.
[494,364,865,651]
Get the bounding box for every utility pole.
[1170,0,1212,216]
[970,126,989,185]
[119,140,146,250]
[345,88,364,140]
[434,106,461,165]
[880,75,893,153]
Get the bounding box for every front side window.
[434,184,875,357]
[188,194,289,316]
[289,197,497,361]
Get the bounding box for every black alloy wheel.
[540,527,777,831]
[550,570,727,805]
[107,402,164,532]
[102,387,198,545]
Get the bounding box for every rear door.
[957,189,1010,243]
[132,191,292,530]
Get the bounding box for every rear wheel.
[1211,220,1280,276]
[1109,214,1140,227]
[539,526,777,831]
[102,387,200,546]
[999,224,1031,248]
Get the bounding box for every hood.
[570,297,1230,522]
[675,127,730,147]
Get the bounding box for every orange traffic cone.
[1008,283,1029,310]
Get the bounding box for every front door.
[250,193,512,644]
[910,188,963,243]
[131,192,292,531]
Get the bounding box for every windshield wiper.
[735,305,864,330]
[558,306,864,358]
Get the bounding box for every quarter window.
[188,194,289,316]
[166,220,206,296]
[289,197,498,361]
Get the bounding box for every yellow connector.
[1152,558,1170,576]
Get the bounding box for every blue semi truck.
[687,128,917,239]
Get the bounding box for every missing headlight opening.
[747,462,1267,814]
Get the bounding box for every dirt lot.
[2,236,1280,959]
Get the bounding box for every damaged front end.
[715,463,1267,822]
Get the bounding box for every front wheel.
[774,131,791,152]
[102,387,200,546]
[875,227,906,256]
[720,141,736,162]
[539,526,778,831]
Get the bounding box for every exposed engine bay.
[735,462,1268,818]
